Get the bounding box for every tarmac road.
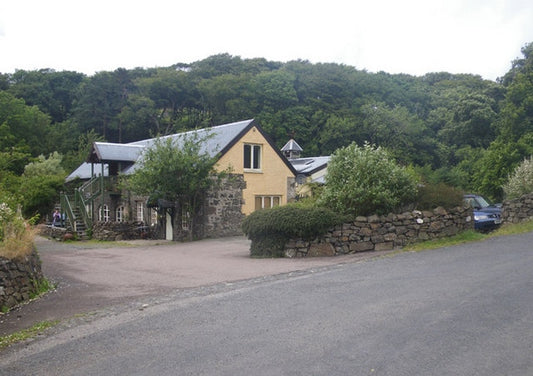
[1,231,532,375]
[0,235,392,337]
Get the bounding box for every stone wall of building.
[195,174,246,239]
[284,206,473,257]
[501,193,533,223]
[0,250,43,310]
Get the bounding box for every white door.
[166,211,173,241]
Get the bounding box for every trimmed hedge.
[242,205,344,257]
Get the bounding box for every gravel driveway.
[1,235,391,336]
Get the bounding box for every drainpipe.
[101,162,104,220]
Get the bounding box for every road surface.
[1,232,532,375]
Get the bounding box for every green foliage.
[128,132,217,203]
[19,174,64,218]
[23,152,65,177]
[0,91,51,157]
[16,152,66,218]
[319,142,419,217]
[3,48,533,210]
[127,131,219,237]
[503,156,533,199]
[415,182,464,210]
[30,277,55,300]
[241,204,343,257]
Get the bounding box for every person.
[52,209,61,227]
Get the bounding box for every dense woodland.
[1,43,533,217]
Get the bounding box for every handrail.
[60,193,77,232]
[74,189,93,229]
[79,175,102,202]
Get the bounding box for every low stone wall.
[284,206,473,257]
[0,250,43,310]
[501,193,533,223]
[92,221,147,241]
[39,225,68,240]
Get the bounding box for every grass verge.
[403,219,533,252]
[0,320,59,350]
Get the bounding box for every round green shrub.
[318,142,418,217]
[242,204,343,257]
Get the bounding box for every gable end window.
[244,144,261,170]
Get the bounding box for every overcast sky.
[1,0,533,81]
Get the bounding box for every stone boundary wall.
[0,250,43,310]
[501,193,533,224]
[39,225,67,240]
[92,221,146,241]
[284,206,473,257]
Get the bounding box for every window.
[98,205,110,222]
[255,196,281,210]
[116,206,125,222]
[244,144,261,170]
[182,206,191,230]
[150,209,158,226]
[136,201,144,222]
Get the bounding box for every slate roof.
[66,162,108,182]
[67,119,297,182]
[88,143,144,163]
[281,139,303,153]
[129,119,254,158]
[290,156,330,175]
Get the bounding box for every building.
[281,139,330,197]
[64,119,297,240]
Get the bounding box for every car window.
[474,196,490,208]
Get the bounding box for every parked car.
[464,194,502,231]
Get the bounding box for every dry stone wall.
[92,221,144,241]
[0,250,43,310]
[501,193,533,223]
[284,206,473,257]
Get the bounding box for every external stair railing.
[74,189,93,229]
[60,193,77,232]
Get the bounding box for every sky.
[1,0,533,81]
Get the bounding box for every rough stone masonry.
[0,250,43,310]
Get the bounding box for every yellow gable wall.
[215,126,295,215]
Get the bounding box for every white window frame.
[244,143,262,171]
[136,201,144,223]
[150,209,158,227]
[116,206,125,222]
[99,205,110,222]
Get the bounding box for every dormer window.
[244,144,261,170]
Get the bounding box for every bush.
[318,142,418,217]
[416,182,464,210]
[242,204,344,257]
[503,156,533,199]
[0,197,36,260]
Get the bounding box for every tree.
[0,91,51,157]
[318,142,418,217]
[19,152,66,218]
[7,69,85,124]
[126,132,219,239]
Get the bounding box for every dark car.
[464,194,502,231]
